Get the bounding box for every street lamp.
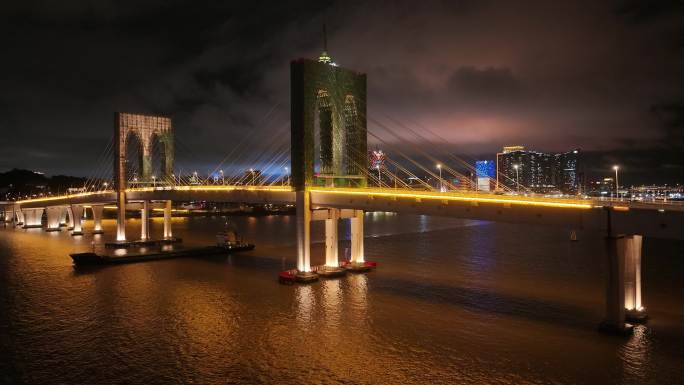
[152,175,156,188]
[513,164,520,193]
[376,164,381,187]
[103,182,108,191]
[613,165,620,199]
[284,167,289,186]
[249,168,255,185]
[436,164,443,192]
[220,169,224,185]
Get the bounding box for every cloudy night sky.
[1,0,683,184]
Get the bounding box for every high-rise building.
[496,146,580,194]
[555,149,580,194]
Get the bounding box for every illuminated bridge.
[2,50,683,335]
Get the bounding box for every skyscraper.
[496,146,580,194]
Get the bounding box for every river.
[1,213,683,384]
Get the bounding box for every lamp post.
[249,168,255,185]
[152,175,156,188]
[376,164,381,187]
[220,170,224,185]
[613,165,620,200]
[513,164,520,193]
[284,167,289,186]
[436,164,443,192]
[103,182,108,191]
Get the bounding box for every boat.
[215,219,255,252]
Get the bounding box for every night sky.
[1,1,683,184]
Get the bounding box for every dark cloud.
[0,0,683,184]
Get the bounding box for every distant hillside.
[0,169,89,199]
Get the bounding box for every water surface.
[1,213,683,384]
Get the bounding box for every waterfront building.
[496,146,581,194]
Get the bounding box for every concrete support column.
[66,206,74,230]
[325,209,340,267]
[59,207,68,227]
[350,209,365,263]
[141,200,150,241]
[22,208,43,228]
[92,205,104,234]
[46,207,62,231]
[71,205,83,235]
[163,200,172,239]
[296,190,311,273]
[600,234,646,334]
[15,207,24,226]
[624,235,646,322]
[116,191,126,241]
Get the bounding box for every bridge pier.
[46,207,62,231]
[66,206,74,230]
[623,235,647,323]
[116,191,126,241]
[163,200,173,239]
[141,200,150,241]
[22,208,43,228]
[295,191,316,282]
[350,210,365,264]
[15,207,24,226]
[92,204,104,234]
[325,208,339,267]
[59,207,68,227]
[600,234,646,335]
[71,205,84,235]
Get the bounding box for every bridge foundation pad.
[625,309,648,324]
[295,271,319,283]
[316,266,347,278]
[344,261,374,273]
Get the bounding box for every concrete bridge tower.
[114,112,174,241]
[290,32,368,279]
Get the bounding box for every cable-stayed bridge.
[2,52,683,335]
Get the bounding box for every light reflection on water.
[0,214,683,384]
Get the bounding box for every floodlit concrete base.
[22,224,43,229]
[295,271,319,283]
[598,321,634,336]
[626,309,648,324]
[345,262,372,273]
[71,231,83,236]
[92,230,105,235]
[46,227,61,232]
[316,266,347,278]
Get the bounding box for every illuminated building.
[496,147,580,194]
[476,160,495,191]
[555,150,580,194]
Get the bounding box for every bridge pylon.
[114,112,173,241]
